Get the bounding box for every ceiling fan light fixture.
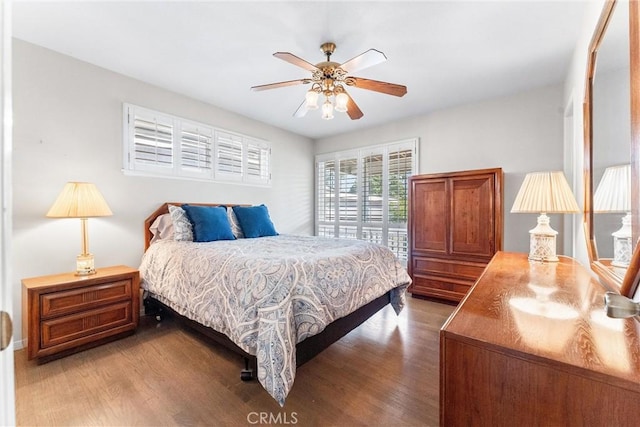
[251,42,406,122]
[321,99,334,120]
[305,89,319,110]
[335,91,349,113]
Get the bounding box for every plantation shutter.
[388,147,412,224]
[338,157,358,239]
[387,144,413,261]
[124,103,271,185]
[316,160,336,237]
[179,121,213,179]
[246,139,270,184]
[314,138,417,264]
[361,150,384,244]
[128,106,174,173]
[362,152,384,223]
[215,130,244,181]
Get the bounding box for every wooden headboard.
[143,202,247,251]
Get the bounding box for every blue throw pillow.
[232,204,278,238]
[182,205,235,242]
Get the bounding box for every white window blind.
[246,139,270,182]
[215,130,244,180]
[130,107,174,173]
[123,103,270,186]
[317,159,336,237]
[179,121,213,179]
[386,146,413,260]
[315,139,417,263]
[338,157,358,223]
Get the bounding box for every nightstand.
[22,265,140,363]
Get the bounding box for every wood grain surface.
[441,251,640,426]
[15,296,454,426]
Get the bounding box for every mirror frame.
[584,0,640,297]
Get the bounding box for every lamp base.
[611,212,632,268]
[75,253,96,276]
[528,213,558,262]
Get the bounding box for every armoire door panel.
[450,175,495,258]
[411,179,448,254]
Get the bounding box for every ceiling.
[12,1,589,140]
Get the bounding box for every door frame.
[0,0,16,425]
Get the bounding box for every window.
[123,103,271,186]
[315,139,417,263]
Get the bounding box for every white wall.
[12,39,314,346]
[316,85,568,255]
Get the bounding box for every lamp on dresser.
[511,171,580,262]
[594,164,631,267]
[46,182,113,275]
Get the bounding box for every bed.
[139,203,411,405]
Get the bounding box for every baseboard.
[13,338,25,351]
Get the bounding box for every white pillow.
[149,213,175,243]
[227,206,244,239]
[168,205,194,241]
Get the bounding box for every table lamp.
[511,171,580,262]
[594,164,631,267]
[46,182,113,275]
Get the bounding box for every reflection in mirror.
[594,164,631,268]
[592,0,630,277]
[584,0,640,293]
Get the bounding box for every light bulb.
[321,99,334,120]
[335,92,349,113]
[305,90,319,110]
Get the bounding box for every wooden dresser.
[408,168,502,302]
[22,265,140,363]
[440,252,640,426]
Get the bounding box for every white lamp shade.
[335,92,349,113]
[321,99,334,120]
[305,90,319,110]
[511,171,580,214]
[46,182,113,218]
[594,164,631,213]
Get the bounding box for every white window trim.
[122,103,271,187]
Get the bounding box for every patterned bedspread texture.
[139,234,411,405]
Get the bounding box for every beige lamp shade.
[46,182,112,275]
[511,171,580,262]
[46,182,113,218]
[511,171,580,214]
[594,164,631,213]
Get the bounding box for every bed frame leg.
[143,297,164,321]
[241,357,254,381]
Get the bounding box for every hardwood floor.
[14,296,455,427]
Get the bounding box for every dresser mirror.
[585,0,640,298]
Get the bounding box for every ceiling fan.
[250,42,407,120]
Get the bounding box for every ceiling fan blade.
[251,79,311,91]
[340,49,387,73]
[273,52,319,72]
[349,77,407,97]
[293,100,308,118]
[345,91,363,120]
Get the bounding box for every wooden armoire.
[408,168,503,302]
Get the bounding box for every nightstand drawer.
[41,301,133,349]
[40,279,132,319]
